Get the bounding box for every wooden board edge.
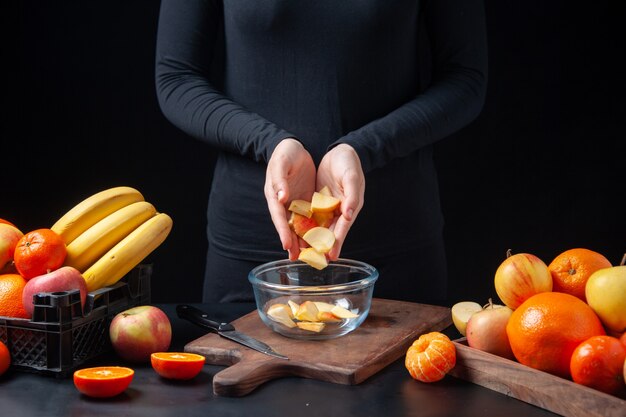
[449,339,626,417]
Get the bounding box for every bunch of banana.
[51,186,173,292]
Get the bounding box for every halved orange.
[73,366,134,398]
[151,352,205,380]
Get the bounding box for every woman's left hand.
[316,144,365,260]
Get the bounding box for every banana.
[82,212,173,292]
[64,201,157,272]
[51,186,145,245]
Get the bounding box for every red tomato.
[570,335,626,395]
[73,366,134,398]
[151,352,205,380]
[14,229,67,279]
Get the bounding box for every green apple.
[585,265,626,334]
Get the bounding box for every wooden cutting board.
[184,298,451,396]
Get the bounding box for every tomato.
[151,352,205,380]
[73,366,134,398]
[405,332,456,382]
[14,229,67,279]
[570,335,626,395]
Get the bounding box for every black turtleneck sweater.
[155,0,487,263]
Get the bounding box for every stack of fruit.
[451,248,626,396]
[0,186,173,320]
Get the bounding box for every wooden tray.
[185,298,452,396]
[449,338,626,417]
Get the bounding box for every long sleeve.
[333,0,488,173]
[155,0,294,163]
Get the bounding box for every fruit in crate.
[109,305,172,363]
[0,222,23,273]
[21,266,88,318]
[451,301,482,336]
[569,335,626,395]
[506,291,605,379]
[13,228,67,280]
[0,273,29,318]
[548,248,612,302]
[585,264,626,334]
[0,340,10,376]
[465,300,515,360]
[494,250,552,309]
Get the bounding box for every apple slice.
[313,301,335,313]
[295,300,319,322]
[287,300,300,316]
[312,211,334,228]
[311,192,340,213]
[289,212,318,238]
[451,301,482,336]
[296,321,326,332]
[298,247,328,270]
[318,186,332,196]
[331,305,359,319]
[267,304,296,328]
[302,227,335,253]
[288,200,313,218]
[317,311,341,323]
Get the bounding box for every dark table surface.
[0,303,559,417]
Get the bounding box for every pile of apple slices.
[267,300,358,332]
[288,186,341,270]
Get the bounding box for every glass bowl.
[248,259,378,340]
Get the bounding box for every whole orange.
[405,332,456,382]
[548,248,612,302]
[14,229,67,280]
[506,292,605,379]
[0,274,29,318]
[570,335,626,394]
[0,340,10,376]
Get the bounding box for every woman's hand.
[317,144,365,260]
[264,138,316,260]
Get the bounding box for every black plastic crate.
[0,264,151,377]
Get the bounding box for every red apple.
[21,266,88,318]
[494,251,553,309]
[109,305,172,363]
[289,212,318,238]
[0,223,24,272]
[466,300,515,360]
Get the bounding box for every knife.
[176,304,288,360]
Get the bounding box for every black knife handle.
[176,304,235,332]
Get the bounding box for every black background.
[5,1,625,305]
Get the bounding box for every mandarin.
[405,332,456,382]
[0,274,29,318]
[0,340,10,376]
[548,248,612,302]
[14,228,67,280]
[570,335,626,394]
[506,292,605,379]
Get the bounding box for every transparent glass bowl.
[248,259,378,340]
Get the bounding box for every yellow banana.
[51,186,144,245]
[64,201,157,273]
[83,212,173,292]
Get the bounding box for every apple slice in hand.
[451,301,482,336]
[288,200,313,218]
[311,192,340,213]
[298,247,328,270]
[318,186,332,196]
[289,212,318,238]
[302,227,335,253]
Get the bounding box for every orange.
[405,332,456,382]
[570,335,626,394]
[0,340,10,376]
[73,366,134,398]
[506,292,605,379]
[0,274,29,318]
[151,352,205,380]
[548,248,612,302]
[14,228,67,280]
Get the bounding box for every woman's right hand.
[264,138,316,260]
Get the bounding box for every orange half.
[151,352,205,380]
[73,366,134,398]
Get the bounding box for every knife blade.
[176,304,288,360]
